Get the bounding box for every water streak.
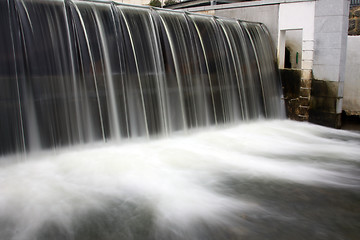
[0,0,284,155]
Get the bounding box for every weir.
[0,0,284,155]
[1,1,360,240]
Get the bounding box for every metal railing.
[351,0,360,6]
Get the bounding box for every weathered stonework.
[281,71,345,128]
[280,69,313,121]
[309,79,342,128]
[280,69,302,121]
[349,6,360,35]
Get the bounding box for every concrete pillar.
[309,0,350,128]
[343,36,360,115]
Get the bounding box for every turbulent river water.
[1,120,359,240]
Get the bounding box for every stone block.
[298,105,310,116]
[309,109,341,128]
[301,70,313,80]
[314,48,341,67]
[301,78,312,88]
[315,15,346,33]
[280,69,301,99]
[349,9,354,19]
[309,78,343,127]
[354,9,360,18]
[302,50,314,61]
[349,19,356,31]
[299,87,311,98]
[280,69,302,120]
[315,0,349,17]
[285,98,301,121]
[301,60,313,70]
[312,64,340,82]
[349,19,360,35]
[315,32,343,49]
[311,79,339,98]
[302,40,314,51]
[299,96,310,106]
[349,5,360,15]
[310,96,337,113]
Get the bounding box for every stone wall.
[309,80,342,128]
[349,5,360,35]
[280,69,302,121]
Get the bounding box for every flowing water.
[0,0,283,155]
[0,120,359,240]
[1,0,359,239]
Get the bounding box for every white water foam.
[0,120,359,239]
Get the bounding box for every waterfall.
[1,3,360,239]
[0,0,284,155]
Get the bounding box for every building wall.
[308,0,350,127]
[278,1,315,71]
[313,0,349,83]
[344,6,360,115]
[277,1,316,120]
[343,36,360,115]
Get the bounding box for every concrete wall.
[343,36,360,115]
[313,0,349,83]
[277,1,316,120]
[309,0,350,128]
[278,1,315,71]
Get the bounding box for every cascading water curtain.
[0,0,284,155]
